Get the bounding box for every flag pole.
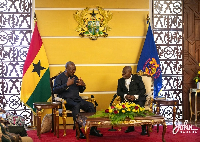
[29,13,37,129]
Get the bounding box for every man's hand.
[125,95,135,102]
[125,95,131,101]
[66,77,75,86]
[76,77,85,86]
[129,95,135,102]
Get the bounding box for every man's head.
[122,66,132,79]
[65,61,76,77]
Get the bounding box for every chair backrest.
[136,70,154,110]
[50,72,62,102]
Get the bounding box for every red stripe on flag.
[22,22,43,76]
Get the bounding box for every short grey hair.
[65,61,74,68]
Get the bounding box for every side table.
[154,99,178,129]
[189,88,200,121]
[33,102,61,139]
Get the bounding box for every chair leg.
[55,108,59,138]
[157,124,159,133]
[62,109,67,136]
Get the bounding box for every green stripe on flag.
[26,68,51,113]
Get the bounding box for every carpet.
[27,125,200,142]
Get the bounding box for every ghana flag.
[20,21,51,114]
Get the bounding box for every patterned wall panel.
[153,0,183,120]
[0,0,32,124]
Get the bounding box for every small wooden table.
[154,99,178,128]
[189,88,200,121]
[75,113,166,142]
[33,102,60,139]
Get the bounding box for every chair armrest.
[149,97,154,112]
[53,94,66,111]
[110,94,121,106]
[86,97,97,108]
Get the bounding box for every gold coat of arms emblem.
[73,6,113,40]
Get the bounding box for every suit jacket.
[117,74,146,103]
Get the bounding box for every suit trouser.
[128,100,146,132]
[65,98,95,122]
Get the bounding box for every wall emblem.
[73,6,113,40]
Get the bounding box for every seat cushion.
[140,75,153,108]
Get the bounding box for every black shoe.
[141,131,148,135]
[90,127,103,137]
[76,129,86,139]
[141,125,147,135]
[125,126,135,133]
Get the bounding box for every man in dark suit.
[53,61,103,139]
[117,66,147,135]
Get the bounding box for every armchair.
[50,72,98,136]
[136,70,154,112]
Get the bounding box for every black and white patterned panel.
[0,0,32,125]
[153,0,183,119]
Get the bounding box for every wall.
[34,0,150,123]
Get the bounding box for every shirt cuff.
[124,94,127,101]
[134,95,139,100]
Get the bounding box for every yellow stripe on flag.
[21,44,49,103]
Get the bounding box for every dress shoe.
[141,131,148,135]
[90,127,103,137]
[79,133,86,139]
[141,125,147,135]
[125,126,135,133]
[76,129,86,139]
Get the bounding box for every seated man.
[53,61,103,139]
[117,66,147,135]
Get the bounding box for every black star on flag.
[32,60,46,77]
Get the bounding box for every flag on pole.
[137,23,162,98]
[20,21,51,113]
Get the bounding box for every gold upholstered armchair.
[50,72,97,136]
[137,70,154,112]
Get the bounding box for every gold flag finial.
[146,14,150,24]
[34,13,37,23]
